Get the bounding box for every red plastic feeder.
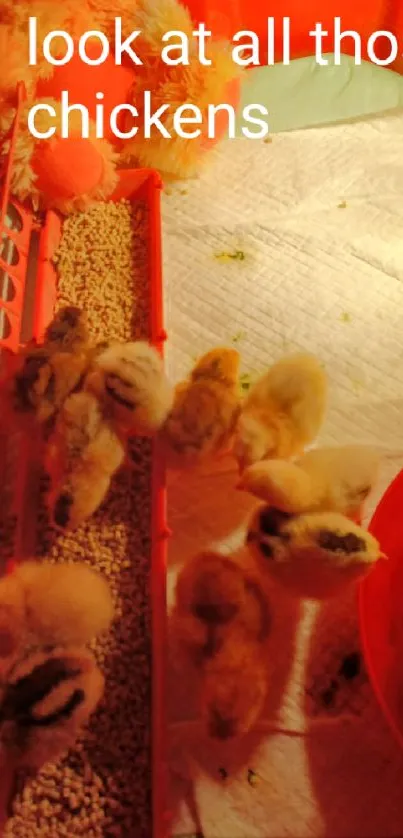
[0,83,169,838]
[360,469,403,748]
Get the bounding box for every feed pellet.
[3,200,153,838]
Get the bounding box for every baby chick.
[173,550,270,660]
[161,347,241,468]
[12,560,114,647]
[233,353,327,471]
[238,445,380,521]
[43,306,90,354]
[6,346,89,426]
[2,307,94,429]
[84,340,173,436]
[45,390,126,530]
[246,505,383,599]
[0,647,104,771]
[172,550,271,738]
[201,630,269,740]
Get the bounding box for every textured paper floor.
[162,115,403,837]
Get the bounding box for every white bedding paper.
[162,115,403,837]
[163,113,403,454]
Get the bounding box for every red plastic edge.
[112,168,168,838]
[147,173,170,838]
[0,83,33,352]
[1,84,169,833]
[359,469,403,751]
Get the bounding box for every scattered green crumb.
[240,372,252,392]
[232,331,246,344]
[264,136,273,144]
[214,250,246,262]
[218,768,228,780]
[340,311,352,323]
[247,769,260,787]
[351,376,365,394]
[337,200,347,209]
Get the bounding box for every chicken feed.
[3,200,154,838]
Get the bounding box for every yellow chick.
[161,347,241,468]
[43,306,90,353]
[45,390,126,531]
[172,550,271,738]
[233,353,328,472]
[12,560,114,647]
[246,505,383,599]
[0,647,104,772]
[238,445,380,521]
[84,341,173,436]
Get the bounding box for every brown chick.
[12,560,114,647]
[84,341,173,436]
[6,346,89,426]
[173,550,250,665]
[246,505,383,599]
[172,550,271,738]
[173,550,270,660]
[201,630,269,740]
[0,647,104,771]
[45,390,126,531]
[238,445,380,521]
[233,353,327,472]
[161,347,241,468]
[43,306,90,354]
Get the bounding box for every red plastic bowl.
[360,468,403,748]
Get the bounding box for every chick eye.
[259,541,274,559]
[259,507,290,536]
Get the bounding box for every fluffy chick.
[161,348,241,468]
[84,341,173,435]
[45,390,125,530]
[233,353,327,471]
[12,560,114,647]
[43,306,90,354]
[0,647,104,771]
[6,346,89,426]
[238,445,380,521]
[173,550,270,660]
[172,550,271,738]
[201,630,269,740]
[246,505,383,599]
